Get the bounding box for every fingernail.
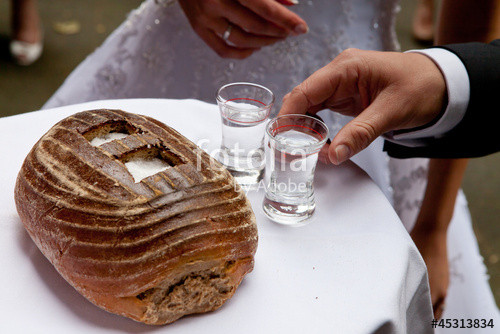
[334,145,351,164]
[294,24,308,35]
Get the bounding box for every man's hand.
[179,0,308,59]
[279,48,447,164]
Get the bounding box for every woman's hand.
[178,0,308,59]
[411,226,449,319]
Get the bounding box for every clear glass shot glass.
[216,82,274,187]
[263,114,329,225]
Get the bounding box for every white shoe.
[10,39,43,66]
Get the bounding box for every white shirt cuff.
[392,48,470,141]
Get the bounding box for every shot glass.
[216,82,274,186]
[263,114,329,225]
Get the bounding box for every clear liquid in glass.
[218,102,267,186]
[263,129,321,224]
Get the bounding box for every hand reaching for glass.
[279,48,447,164]
[178,0,308,59]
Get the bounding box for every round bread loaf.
[14,109,258,325]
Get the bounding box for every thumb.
[328,100,393,165]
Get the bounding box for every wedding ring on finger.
[222,24,233,42]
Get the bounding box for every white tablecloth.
[0,99,433,333]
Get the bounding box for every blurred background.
[0,0,498,306]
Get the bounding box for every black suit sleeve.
[384,39,500,159]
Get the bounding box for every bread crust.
[14,109,257,325]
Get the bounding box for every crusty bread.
[14,109,257,325]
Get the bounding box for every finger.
[213,19,284,48]
[328,96,395,164]
[318,141,331,164]
[324,96,364,117]
[199,28,258,59]
[222,0,289,37]
[281,91,326,117]
[276,0,299,5]
[238,0,308,34]
[279,61,348,117]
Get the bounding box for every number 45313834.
[435,318,494,329]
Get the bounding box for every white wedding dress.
[44,0,499,331]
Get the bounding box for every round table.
[0,99,433,333]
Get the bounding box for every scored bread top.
[15,109,257,298]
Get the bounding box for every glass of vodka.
[263,114,329,225]
[216,82,274,187]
